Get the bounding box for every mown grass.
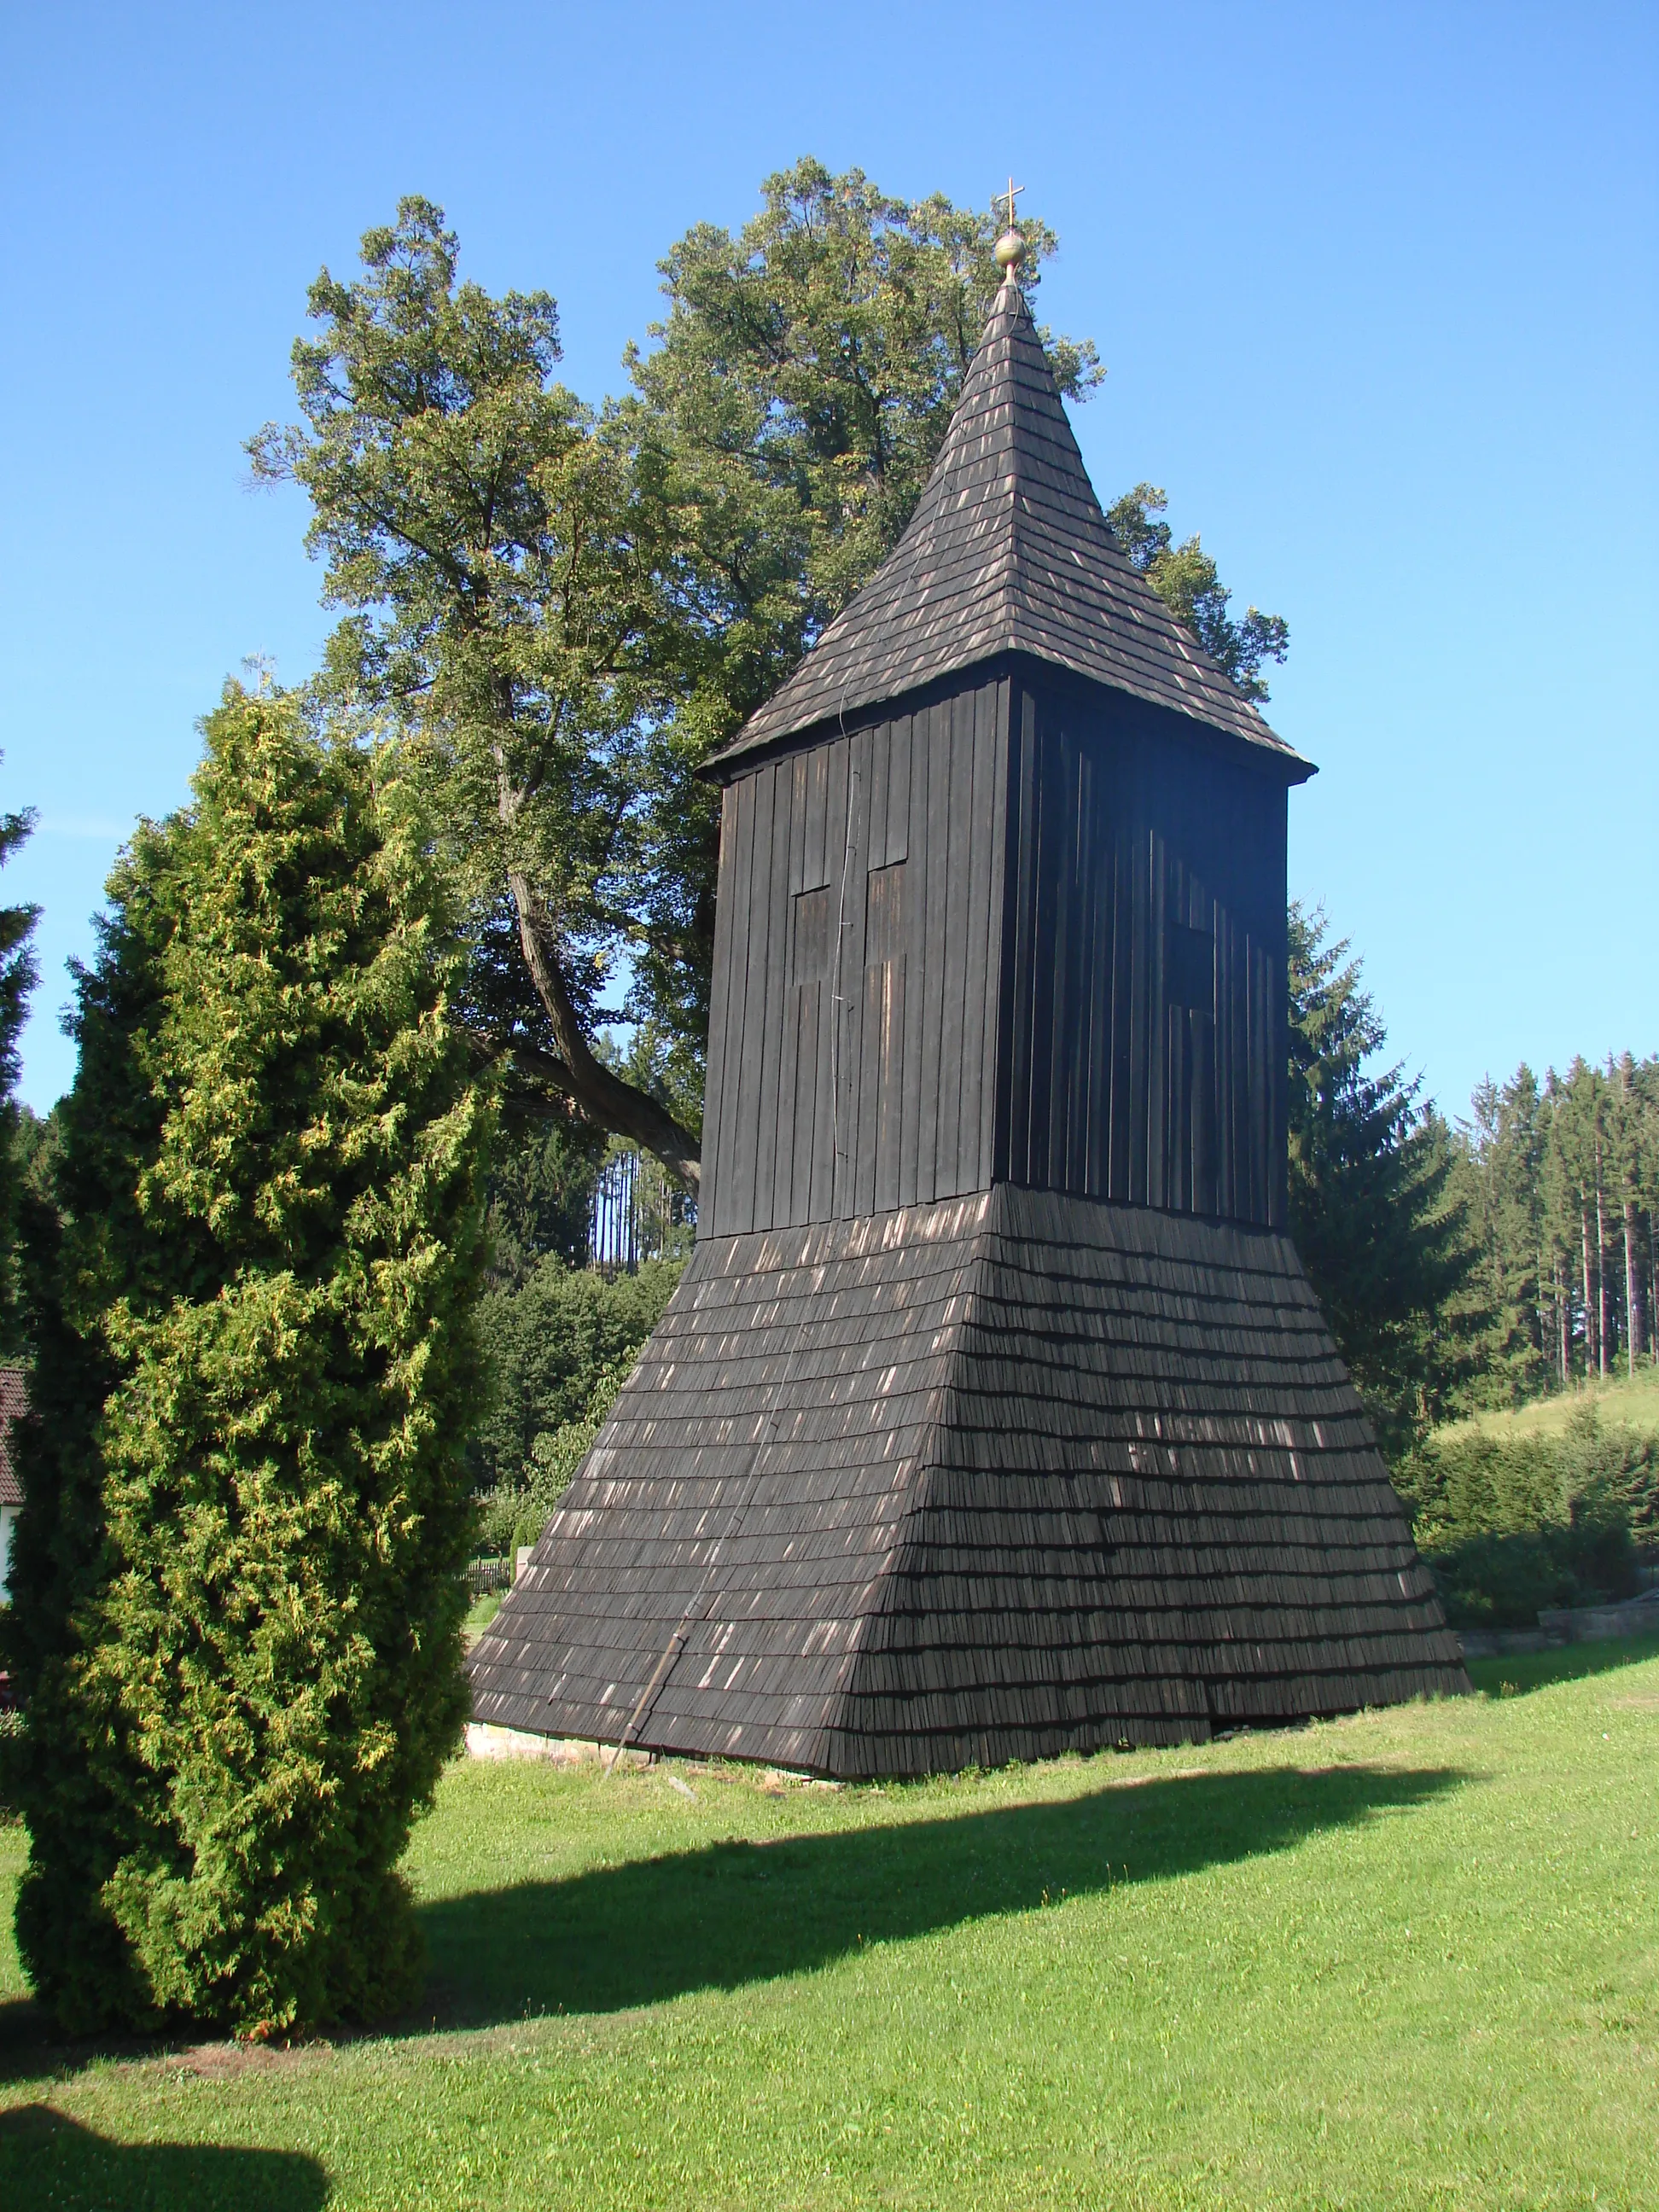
[2,1643,1656,2209]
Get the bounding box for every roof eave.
[697,649,1317,786]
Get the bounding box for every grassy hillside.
[3,1645,1656,2209]
[1455,1363,1659,1444]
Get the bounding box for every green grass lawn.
[3,1642,1656,2209]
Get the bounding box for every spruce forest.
[1456,1055,1658,1392]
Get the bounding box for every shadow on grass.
[421,1760,1463,2027]
[1466,1633,1659,1699]
[0,2104,327,2210]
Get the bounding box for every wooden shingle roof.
[469,1189,1464,1775]
[713,275,1309,774]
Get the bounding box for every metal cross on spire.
[994,178,1027,277]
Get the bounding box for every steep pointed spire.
[717,276,1303,767]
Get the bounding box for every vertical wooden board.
[802,747,830,892]
[1147,830,1168,1209]
[1042,724,1079,1192]
[867,719,891,886]
[1268,794,1290,1230]
[916,700,952,1201]
[789,982,819,1225]
[937,689,976,1190]
[1086,753,1115,1198]
[833,729,873,1218]
[886,713,911,865]
[997,687,1039,1190]
[1215,906,1236,1220]
[1129,817,1151,1207]
[896,711,928,1207]
[1108,819,1134,1203]
[806,975,836,1223]
[728,763,777,1234]
[1065,734,1096,1194]
[1023,719,1062,1191]
[1166,1002,1187,1214]
[1192,1008,1216,1214]
[1249,939,1270,1225]
[791,750,811,895]
[712,774,757,1233]
[855,956,883,1216]
[813,736,850,1220]
[699,783,740,1232]
[876,954,905,1210]
[957,680,997,1191]
[978,677,1012,1187]
[1198,882,1220,1216]
[1172,858,1194,1214]
[754,763,793,1231]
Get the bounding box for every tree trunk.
[1626,1198,1644,1374]
[505,869,703,1195]
[1580,1200,1596,1379]
[1595,1148,1610,1378]
[1556,1253,1571,1384]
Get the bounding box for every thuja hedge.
[0,686,491,2036]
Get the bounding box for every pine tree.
[1452,1067,1547,1402]
[5,685,490,2035]
[1286,903,1484,1458]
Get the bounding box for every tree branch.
[505,869,701,1193]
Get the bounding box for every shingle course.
[712,280,1309,772]
[468,1188,1464,1776]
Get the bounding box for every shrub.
[1396,1404,1656,1628]
[468,1255,679,1494]
[477,1361,632,1558]
[3,687,490,2036]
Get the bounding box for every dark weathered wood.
[468,255,1460,1783]
[711,279,1311,777]
[470,1186,1469,1777]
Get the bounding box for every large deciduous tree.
[1105,486,1289,700]
[250,172,1102,1185]
[4,686,490,2035]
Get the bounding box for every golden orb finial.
[994,176,1026,279]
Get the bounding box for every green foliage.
[482,1112,606,1289]
[1448,1067,1549,1402]
[1471,1054,1658,1389]
[1105,485,1289,700]
[247,195,713,1186]
[469,1254,678,1505]
[1286,903,1485,1458]
[477,1361,630,1559]
[253,172,1102,1174]
[1397,1404,1657,1627]
[3,685,491,2036]
[0,775,38,1353]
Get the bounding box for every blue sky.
[2,2,1654,1116]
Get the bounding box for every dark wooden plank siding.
[707,676,1009,1235]
[995,674,1289,1230]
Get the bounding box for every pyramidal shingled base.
[469,1189,1468,1777]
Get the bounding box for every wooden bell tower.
[471,234,1467,1777]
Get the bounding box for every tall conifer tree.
[6,686,490,2034]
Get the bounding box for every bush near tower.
[2,685,491,2036]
